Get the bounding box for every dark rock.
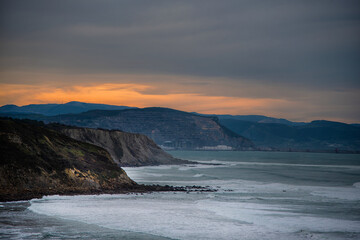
[0,118,135,201]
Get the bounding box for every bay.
[1,151,360,239]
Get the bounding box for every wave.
[196,199,360,233]
[195,160,360,169]
[193,174,204,177]
[235,162,360,169]
[29,194,256,240]
[129,176,360,202]
[311,186,360,201]
[29,194,360,240]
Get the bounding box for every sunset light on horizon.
[1,2,360,238]
[0,1,359,123]
[1,71,359,123]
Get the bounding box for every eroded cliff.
[0,118,137,201]
[44,108,254,150]
[51,125,190,166]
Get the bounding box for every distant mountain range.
[208,114,306,126]
[1,102,359,152]
[48,108,254,150]
[0,101,135,116]
[219,119,360,152]
[0,104,253,150]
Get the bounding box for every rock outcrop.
[0,118,137,201]
[49,124,190,166]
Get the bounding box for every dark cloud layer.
[0,0,359,121]
[1,1,359,86]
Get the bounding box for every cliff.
[0,118,137,201]
[48,124,190,166]
[43,108,254,150]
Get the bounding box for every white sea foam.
[193,173,204,177]
[30,194,259,240]
[194,160,360,169]
[29,193,360,240]
[125,163,360,203]
[28,152,359,240]
[231,180,360,201]
[196,200,360,233]
[177,164,220,171]
[235,161,360,169]
[194,159,237,165]
[311,187,360,201]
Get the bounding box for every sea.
[1,151,359,240]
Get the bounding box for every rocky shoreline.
[0,118,217,203]
[1,184,216,202]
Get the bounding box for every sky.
[0,0,359,123]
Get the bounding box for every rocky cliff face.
[0,118,137,201]
[50,125,190,166]
[44,108,254,150]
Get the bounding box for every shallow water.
[1,151,360,239]
[0,200,170,239]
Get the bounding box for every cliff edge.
[49,125,190,166]
[0,118,136,201]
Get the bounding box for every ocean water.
[1,151,360,239]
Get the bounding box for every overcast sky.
[0,0,359,122]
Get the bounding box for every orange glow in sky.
[0,71,358,123]
[0,82,293,116]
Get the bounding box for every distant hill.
[2,102,358,153]
[0,101,135,116]
[0,108,254,150]
[219,119,360,152]
[217,115,306,126]
[0,118,136,201]
[194,113,306,126]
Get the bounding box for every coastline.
[166,149,360,154]
[2,151,359,240]
[1,184,215,202]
